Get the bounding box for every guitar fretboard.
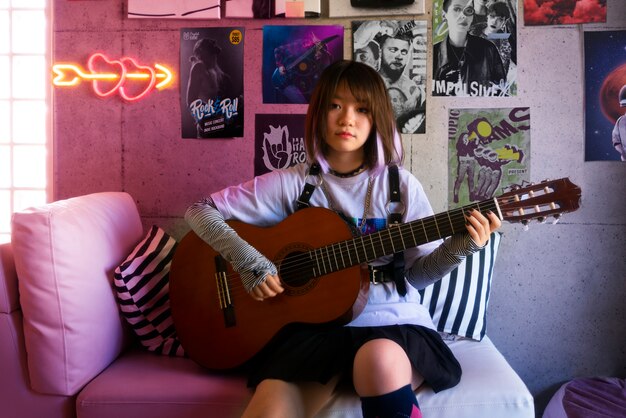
[307,199,499,277]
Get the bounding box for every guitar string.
[209,199,503,299]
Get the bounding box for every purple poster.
[180,27,245,139]
[262,25,344,104]
[255,114,307,176]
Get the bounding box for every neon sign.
[52,53,174,101]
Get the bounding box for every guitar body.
[170,207,370,371]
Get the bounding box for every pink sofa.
[1,192,534,418]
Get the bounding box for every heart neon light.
[52,53,173,102]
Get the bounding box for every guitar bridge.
[215,255,236,328]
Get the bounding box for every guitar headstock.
[497,178,581,225]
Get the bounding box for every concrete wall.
[52,0,626,414]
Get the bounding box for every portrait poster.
[448,107,530,208]
[180,27,244,139]
[523,0,606,26]
[128,0,220,19]
[254,114,307,176]
[224,0,272,18]
[275,0,321,18]
[432,0,517,97]
[584,30,626,162]
[262,25,344,104]
[352,20,427,134]
[329,0,425,18]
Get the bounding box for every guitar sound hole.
[278,250,318,295]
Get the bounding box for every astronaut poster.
[448,107,530,208]
[180,27,245,139]
[262,25,344,104]
[584,30,626,162]
[432,0,517,97]
[523,0,606,25]
[255,114,307,176]
[352,20,427,134]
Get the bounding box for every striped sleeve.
[406,232,482,290]
[185,197,278,292]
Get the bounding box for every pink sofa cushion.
[11,192,144,396]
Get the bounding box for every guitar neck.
[309,199,498,277]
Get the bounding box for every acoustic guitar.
[170,178,581,370]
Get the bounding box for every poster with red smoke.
[448,107,530,207]
[584,30,626,162]
[523,0,606,25]
[432,0,517,97]
[255,114,307,176]
[180,27,244,139]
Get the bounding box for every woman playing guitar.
[184,60,501,418]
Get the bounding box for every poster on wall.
[275,0,321,18]
[180,27,244,139]
[523,0,606,25]
[329,0,425,17]
[224,0,272,18]
[128,0,221,19]
[352,20,427,134]
[432,0,517,97]
[255,114,307,176]
[448,107,530,207]
[262,25,344,104]
[584,30,626,162]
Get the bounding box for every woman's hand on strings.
[249,274,284,302]
[465,209,501,247]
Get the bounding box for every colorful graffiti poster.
[255,114,307,176]
[180,27,244,139]
[523,0,606,26]
[432,0,517,97]
[128,0,220,19]
[262,25,344,104]
[584,30,626,162]
[448,107,530,207]
[352,20,427,134]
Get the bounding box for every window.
[0,0,51,244]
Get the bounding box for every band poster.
[254,114,307,176]
[352,20,427,134]
[432,0,517,97]
[523,0,606,25]
[180,27,244,139]
[448,107,530,207]
[262,25,344,104]
[128,0,221,19]
[584,30,626,162]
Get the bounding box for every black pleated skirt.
[245,323,462,393]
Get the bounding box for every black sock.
[360,384,422,418]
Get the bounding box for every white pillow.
[419,232,501,341]
[114,225,184,357]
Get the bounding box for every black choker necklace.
[328,163,366,178]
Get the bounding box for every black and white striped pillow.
[114,225,185,357]
[419,232,501,341]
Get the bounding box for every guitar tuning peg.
[551,214,561,225]
[537,217,546,224]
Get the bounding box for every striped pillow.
[419,232,501,341]
[114,225,185,356]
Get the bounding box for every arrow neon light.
[52,53,174,101]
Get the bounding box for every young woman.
[185,60,501,418]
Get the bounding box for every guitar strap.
[296,163,321,210]
[388,164,407,296]
[296,162,407,296]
